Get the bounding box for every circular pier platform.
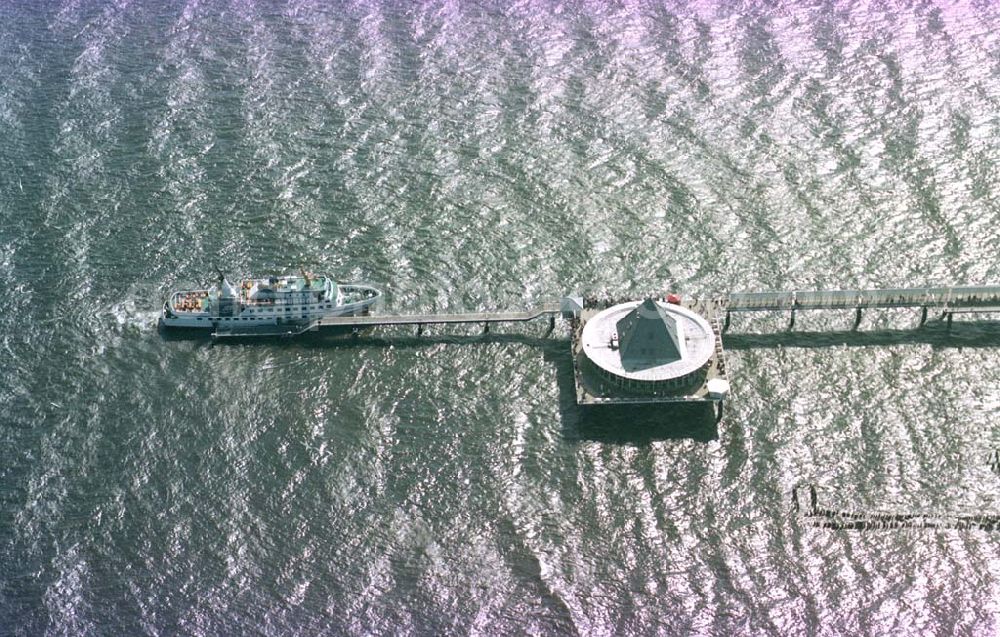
[580,298,715,392]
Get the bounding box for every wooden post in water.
[853,307,862,330]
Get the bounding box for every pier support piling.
[947,312,953,330]
[416,324,423,336]
[483,322,490,334]
[546,315,555,336]
[920,306,928,326]
[723,311,731,333]
[788,308,796,331]
[853,307,863,330]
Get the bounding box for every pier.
[207,283,1000,409]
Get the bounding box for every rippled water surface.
[2,1,1000,634]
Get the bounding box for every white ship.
[159,272,381,330]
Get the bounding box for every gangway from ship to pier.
[210,302,564,339]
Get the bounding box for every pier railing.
[726,285,1000,312]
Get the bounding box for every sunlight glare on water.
[1,0,1000,634]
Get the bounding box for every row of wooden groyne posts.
[211,284,1000,339]
[793,484,1000,531]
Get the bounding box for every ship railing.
[242,295,329,307]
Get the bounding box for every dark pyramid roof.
[615,299,685,371]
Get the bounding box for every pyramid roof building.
[615,298,687,371]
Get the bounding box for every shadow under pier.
[725,320,1000,350]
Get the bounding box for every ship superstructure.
[160,273,381,329]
